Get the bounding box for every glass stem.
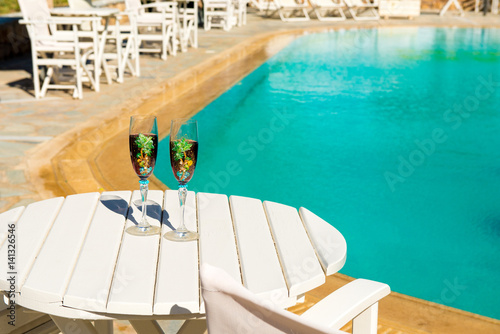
[139,179,150,229]
[177,184,188,233]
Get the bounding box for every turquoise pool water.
[157,28,500,319]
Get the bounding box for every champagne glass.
[126,115,161,236]
[165,118,199,241]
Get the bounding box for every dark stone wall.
[0,16,30,61]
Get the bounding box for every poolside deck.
[1,9,500,333]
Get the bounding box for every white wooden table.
[51,7,121,91]
[0,191,346,333]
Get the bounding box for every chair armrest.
[300,279,390,330]
[20,17,100,25]
[140,2,177,10]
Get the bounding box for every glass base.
[126,225,161,236]
[164,230,198,242]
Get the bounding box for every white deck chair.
[125,0,177,60]
[308,0,346,20]
[18,0,98,99]
[68,0,93,9]
[67,0,95,33]
[175,0,199,50]
[67,0,140,83]
[204,0,236,31]
[344,0,379,20]
[439,0,465,16]
[234,0,248,26]
[201,264,391,334]
[20,18,98,99]
[268,0,310,21]
[249,0,270,10]
[104,17,141,83]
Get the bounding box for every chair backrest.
[200,264,343,334]
[345,0,373,6]
[311,0,342,6]
[204,0,232,9]
[17,0,51,37]
[276,0,305,7]
[125,0,141,12]
[68,0,94,9]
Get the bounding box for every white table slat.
[0,198,64,292]
[197,193,241,313]
[22,193,101,303]
[299,207,347,276]
[106,190,163,315]
[0,206,24,248]
[197,193,240,281]
[154,190,199,315]
[229,196,289,306]
[263,201,325,297]
[64,191,132,312]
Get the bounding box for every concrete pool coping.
[3,10,500,333]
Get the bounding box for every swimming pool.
[157,28,500,319]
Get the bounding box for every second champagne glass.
[127,115,161,236]
[165,118,199,241]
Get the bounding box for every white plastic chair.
[125,0,178,60]
[67,0,140,83]
[18,0,98,99]
[201,264,391,334]
[269,0,310,21]
[104,17,141,83]
[309,0,346,20]
[344,0,379,20]
[175,0,199,50]
[68,0,94,9]
[439,0,465,16]
[204,0,236,31]
[249,0,270,10]
[234,0,248,26]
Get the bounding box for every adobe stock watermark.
[5,222,17,327]
[432,277,467,307]
[385,74,500,192]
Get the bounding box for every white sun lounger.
[439,0,465,16]
[345,0,380,20]
[309,0,346,20]
[268,0,311,21]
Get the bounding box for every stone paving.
[1,8,500,334]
